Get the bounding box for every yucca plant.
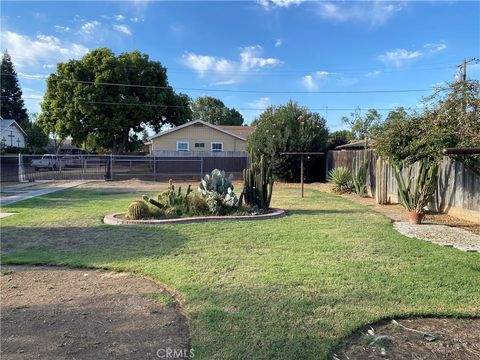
[328,167,353,194]
[393,159,439,213]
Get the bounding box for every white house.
[0,118,27,148]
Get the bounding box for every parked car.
[31,154,61,171]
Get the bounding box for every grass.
[1,185,479,359]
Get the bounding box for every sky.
[1,0,479,131]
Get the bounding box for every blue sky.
[1,1,479,130]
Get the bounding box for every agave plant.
[329,167,353,194]
[393,159,439,213]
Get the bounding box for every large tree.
[341,108,382,140]
[1,50,28,127]
[191,96,244,125]
[24,113,49,154]
[248,101,328,181]
[39,48,192,153]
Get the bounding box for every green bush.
[329,167,353,194]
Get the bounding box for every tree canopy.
[1,50,28,127]
[24,113,49,154]
[247,101,328,181]
[375,80,480,167]
[327,130,354,150]
[191,96,244,125]
[38,48,192,153]
[341,108,382,140]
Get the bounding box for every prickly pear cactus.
[198,169,234,196]
[126,200,149,220]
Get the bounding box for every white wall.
[1,126,26,148]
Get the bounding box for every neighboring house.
[46,139,83,154]
[148,120,256,155]
[0,118,27,148]
[335,139,370,150]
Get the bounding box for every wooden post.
[301,154,304,198]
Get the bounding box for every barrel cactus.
[126,200,149,220]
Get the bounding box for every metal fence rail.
[2,154,248,182]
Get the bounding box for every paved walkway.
[0,181,87,207]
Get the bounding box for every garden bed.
[104,208,286,225]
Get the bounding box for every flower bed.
[104,208,286,225]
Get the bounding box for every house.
[0,118,27,149]
[46,139,83,155]
[335,139,370,150]
[148,120,256,156]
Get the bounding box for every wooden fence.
[327,150,480,222]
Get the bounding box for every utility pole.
[457,57,479,81]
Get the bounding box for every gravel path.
[394,222,480,252]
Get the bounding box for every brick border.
[103,208,286,225]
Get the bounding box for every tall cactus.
[241,155,274,210]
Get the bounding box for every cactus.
[352,155,368,197]
[142,194,163,209]
[241,155,273,210]
[198,169,234,196]
[126,200,149,220]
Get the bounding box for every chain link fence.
[1,154,247,182]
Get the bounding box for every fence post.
[109,154,113,181]
[200,157,204,180]
[18,153,25,182]
[153,155,156,182]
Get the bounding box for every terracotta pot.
[408,211,424,224]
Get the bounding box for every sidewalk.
[0,181,87,207]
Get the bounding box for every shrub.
[329,167,353,194]
[187,194,210,216]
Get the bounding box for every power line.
[4,52,459,75]
[2,73,434,94]
[4,95,418,112]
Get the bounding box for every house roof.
[335,140,370,150]
[0,118,27,136]
[218,125,256,138]
[148,120,254,142]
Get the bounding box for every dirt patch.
[301,182,480,236]
[336,318,480,359]
[0,266,190,360]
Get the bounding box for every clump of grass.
[147,292,175,306]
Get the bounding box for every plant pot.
[408,211,424,224]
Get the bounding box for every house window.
[211,142,223,152]
[177,141,189,151]
[195,142,205,148]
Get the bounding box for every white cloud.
[258,0,305,10]
[211,80,237,86]
[114,14,125,21]
[130,17,143,23]
[113,24,132,36]
[316,1,405,27]
[182,45,282,84]
[365,70,381,78]
[239,45,281,69]
[80,20,100,35]
[424,42,447,53]
[22,87,44,100]
[0,31,88,69]
[275,39,283,48]
[301,70,331,90]
[379,42,446,67]
[248,97,271,109]
[54,25,70,33]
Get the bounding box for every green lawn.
[1,185,479,359]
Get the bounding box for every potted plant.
[392,159,439,224]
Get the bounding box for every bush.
[247,101,328,181]
[329,167,353,194]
